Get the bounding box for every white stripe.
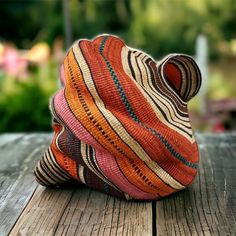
[127,49,190,123]
[72,43,185,190]
[135,50,190,122]
[55,124,65,153]
[80,142,118,189]
[34,168,48,185]
[48,147,71,178]
[122,47,194,142]
[78,165,86,184]
[37,163,58,185]
[44,151,69,182]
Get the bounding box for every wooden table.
[0,133,235,235]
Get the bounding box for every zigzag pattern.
[34,34,201,200]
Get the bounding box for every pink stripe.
[60,65,65,84]
[95,149,156,200]
[54,89,156,199]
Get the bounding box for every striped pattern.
[34,147,70,186]
[34,34,201,200]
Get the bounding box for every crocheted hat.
[34,34,201,200]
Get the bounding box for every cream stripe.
[148,59,196,142]
[122,48,194,141]
[85,144,108,182]
[130,50,190,122]
[135,51,189,122]
[129,50,143,84]
[121,49,134,82]
[35,168,48,185]
[37,162,58,185]
[124,193,132,200]
[133,50,191,126]
[48,147,71,178]
[133,70,193,136]
[150,60,196,144]
[55,124,65,153]
[39,157,62,183]
[44,152,69,181]
[144,53,188,110]
[78,165,86,184]
[72,43,185,190]
[172,60,188,98]
[159,54,201,103]
[159,54,188,104]
[159,54,201,105]
[43,153,64,181]
[80,141,118,189]
[179,57,200,99]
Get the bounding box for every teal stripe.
[99,36,197,170]
[99,36,139,122]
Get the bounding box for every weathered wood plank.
[0,133,24,148]
[9,185,152,236]
[3,132,236,235]
[156,133,236,236]
[0,133,51,236]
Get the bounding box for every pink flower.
[0,44,28,79]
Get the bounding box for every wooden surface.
[0,133,235,236]
[0,134,51,236]
[156,133,236,236]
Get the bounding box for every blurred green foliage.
[1,0,236,58]
[0,62,58,132]
[0,0,236,132]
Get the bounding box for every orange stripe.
[112,110,197,185]
[102,36,199,163]
[64,49,134,159]
[116,156,175,196]
[78,39,195,186]
[67,44,176,195]
[50,123,78,180]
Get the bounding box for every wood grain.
[1,133,236,236]
[0,133,51,235]
[156,133,236,236]
[9,185,152,236]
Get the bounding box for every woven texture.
[34,34,202,200]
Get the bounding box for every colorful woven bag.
[34,34,201,200]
